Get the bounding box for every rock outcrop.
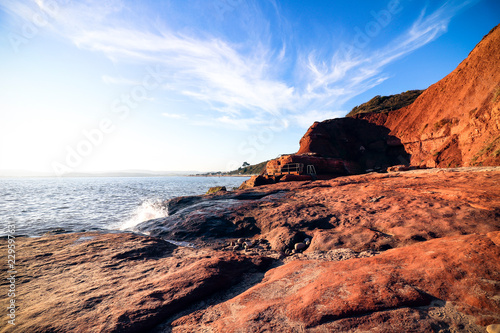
[264,24,500,179]
[352,24,500,168]
[257,115,411,183]
[295,117,410,173]
[378,24,500,167]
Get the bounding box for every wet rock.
[134,194,263,241]
[43,228,68,235]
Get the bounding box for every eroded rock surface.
[1,168,499,333]
[172,233,500,332]
[138,168,500,255]
[0,233,270,333]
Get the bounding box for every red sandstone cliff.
[298,24,500,170]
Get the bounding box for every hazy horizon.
[1,0,499,177]
[0,168,225,178]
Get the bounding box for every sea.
[0,176,249,237]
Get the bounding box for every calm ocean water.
[0,176,249,237]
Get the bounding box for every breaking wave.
[119,199,168,231]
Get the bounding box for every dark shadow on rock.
[111,238,177,261]
[298,117,412,172]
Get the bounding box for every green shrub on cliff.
[226,161,268,175]
[346,90,424,117]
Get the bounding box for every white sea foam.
[119,199,169,231]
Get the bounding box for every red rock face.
[262,116,409,178]
[293,24,500,172]
[358,24,500,168]
[295,117,410,174]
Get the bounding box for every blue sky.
[0,0,498,175]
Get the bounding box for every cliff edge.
[357,24,500,168]
[292,24,500,175]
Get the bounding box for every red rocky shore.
[1,167,499,332]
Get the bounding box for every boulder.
[239,175,275,189]
[206,186,226,194]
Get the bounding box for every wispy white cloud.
[215,115,268,130]
[0,0,477,129]
[302,0,478,111]
[189,114,270,131]
[102,75,140,85]
[161,112,186,119]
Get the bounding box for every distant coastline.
[188,173,257,177]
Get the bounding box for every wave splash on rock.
[119,199,169,231]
